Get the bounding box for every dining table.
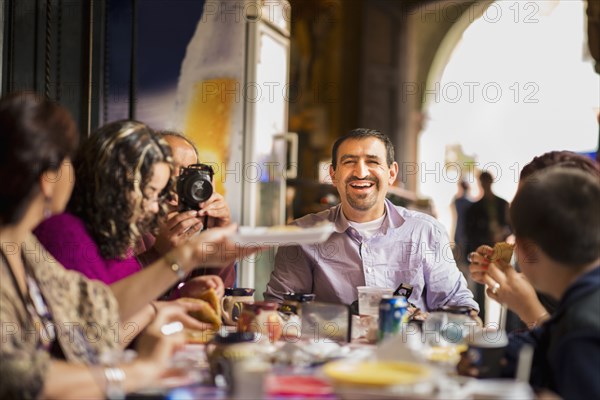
[126,316,534,400]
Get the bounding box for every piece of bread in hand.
[196,288,221,320]
[184,328,215,344]
[492,242,514,264]
[179,297,222,329]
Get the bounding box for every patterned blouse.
[0,234,120,399]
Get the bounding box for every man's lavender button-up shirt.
[264,199,478,312]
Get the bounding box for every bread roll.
[184,328,215,344]
[179,297,222,329]
[492,242,514,264]
[197,288,222,319]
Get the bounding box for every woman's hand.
[135,305,188,372]
[178,275,225,299]
[468,245,493,285]
[468,245,548,328]
[150,301,213,331]
[481,260,547,327]
[153,210,204,254]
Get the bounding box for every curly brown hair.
[68,120,173,259]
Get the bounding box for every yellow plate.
[322,361,431,387]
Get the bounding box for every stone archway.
[417,0,599,233]
[397,0,599,193]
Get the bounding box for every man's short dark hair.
[510,167,600,266]
[331,128,395,170]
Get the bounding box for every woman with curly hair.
[36,120,175,283]
[0,92,243,398]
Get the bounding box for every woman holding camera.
[0,92,244,398]
[35,119,176,284]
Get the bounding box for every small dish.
[266,375,334,397]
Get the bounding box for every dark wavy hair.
[520,151,600,181]
[331,128,395,170]
[68,120,173,259]
[0,92,78,225]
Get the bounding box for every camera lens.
[190,179,212,202]
[184,176,213,203]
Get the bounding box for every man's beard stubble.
[344,175,379,211]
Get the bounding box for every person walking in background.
[452,180,473,272]
[465,171,511,320]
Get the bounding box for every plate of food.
[322,360,436,399]
[231,222,335,246]
[322,360,432,387]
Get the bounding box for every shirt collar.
[332,198,406,235]
[558,266,600,311]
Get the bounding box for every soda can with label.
[378,295,408,342]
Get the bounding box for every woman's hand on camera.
[153,192,231,254]
[153,210,204,254]
[198,192,231,229]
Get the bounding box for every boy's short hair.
[511,167,600,266]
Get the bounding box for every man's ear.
[388,162,399,185]
[516,237,539,266]
[329,164,337,184]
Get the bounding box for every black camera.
[177,163,214,212]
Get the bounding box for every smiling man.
[264,129,477,312]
